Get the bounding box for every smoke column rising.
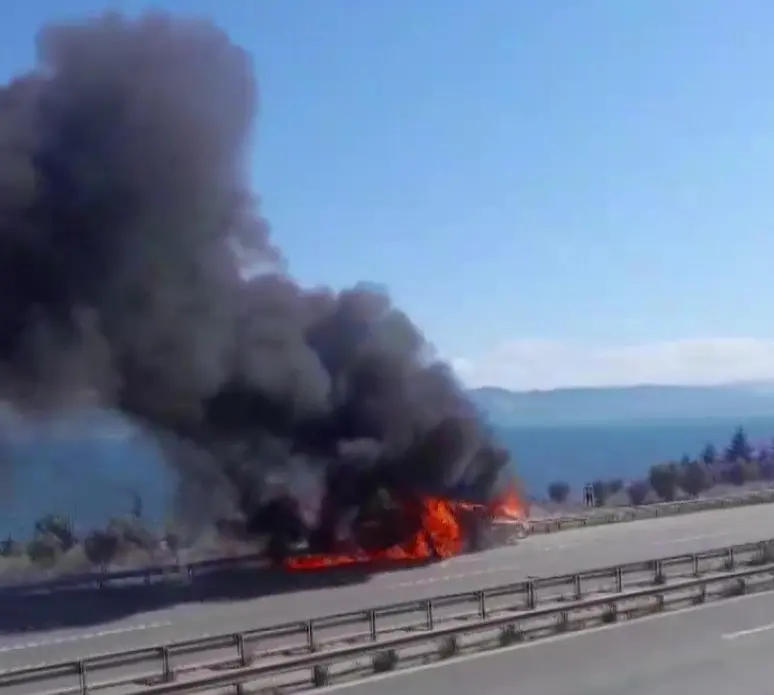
[0,11,510,550]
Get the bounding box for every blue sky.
[4,1,774,389]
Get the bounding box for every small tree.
[649,463,678,502]
[679,460,709,498]
[107,516,156,552]
[699,443,717,466]
[547,481,570,504]
[83,529,119,569]
[627,480,650,506]
[726,426,752,462]
[26,535,60,568]
[33,514,76,553]
[591,480,611,506]
[725,459,760,486]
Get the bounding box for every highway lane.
[330,591,774,695]
[2,501,774,668]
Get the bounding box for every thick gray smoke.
[0,11,509,553]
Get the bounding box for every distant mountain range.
[469,381,774,427]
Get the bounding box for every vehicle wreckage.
[223,473,529,572]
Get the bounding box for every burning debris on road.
[276,483,528,570]
[0,11,525,571]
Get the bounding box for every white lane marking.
[722,621,774,640]
[651,532,735,547]
[315,591,773,693]
[539,531,735,550]
[387,532,737,588]
[389,564,523,588]
[0,621,173,655]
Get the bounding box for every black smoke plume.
[0,11,510,557]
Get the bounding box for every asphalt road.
[2,502,774,670]
[331,590,774,695]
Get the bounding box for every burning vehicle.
[228,462,529,571]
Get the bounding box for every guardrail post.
[425,600,434,630]
[499,621,523,646]
[234,634,248,695]
[726,547,736,570]
[696,582,707,604]
[573,573,582,600]
[615,566,623,593]
[692,554,699,577]
[159,647,172,682]
[478,591,487,620]
[602,601,618,624]
[235,633,248,666]
[526,580,536,610]
[369,609,377,641]
[306,620,316,652]
[653,560,665,584]
[77,660,87,695]
[312,664,331,687]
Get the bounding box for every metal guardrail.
[137,566,774,695]
[25,563,774,695]
[3,487,774,598]
[528,487,774,533]
[3,538,774,695]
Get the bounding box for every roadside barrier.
[3,537,774,695]
[128,565,774,694]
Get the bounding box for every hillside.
[470,382,774,427]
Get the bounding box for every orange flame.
[489,486,527,520]
[283,496,462,570]
[283,485,525,571]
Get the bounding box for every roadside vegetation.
[4,425,772,577]
[0,512,188,576]
[546,426,773,506]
